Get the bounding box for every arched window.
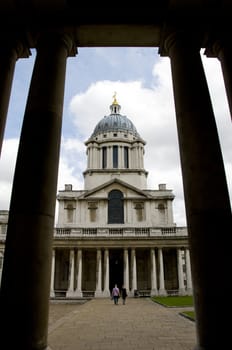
[108,190,124,224]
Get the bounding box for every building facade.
[0,97,192,299]
[51,96,192,298]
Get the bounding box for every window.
[102,146,107,168]
[124,146,129,168]
[67,204,74,223]
[113,145,118,168]
[108,190,124,224]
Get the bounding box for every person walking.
[112,284,120,305]
[121,285,127,305]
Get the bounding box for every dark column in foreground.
[159,30,232,349]
[205,39,232,120]
[0,33,76,350]
[0,40,30,155]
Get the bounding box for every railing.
[54,226,188,238]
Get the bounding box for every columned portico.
[49,246,189,299]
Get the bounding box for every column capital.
[0,37,31,59]
[204,36,232,60]
[159,26,202,57]
[36,31,77,57]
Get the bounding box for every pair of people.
[112,284,127,305]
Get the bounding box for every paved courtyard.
[48,297,196,350]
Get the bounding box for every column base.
[178,288,187,296]
[158,289,167,296]
[102,290,111,297]
[73,290,83,298]
[150,289,158,296]
[186,288,193,295]
[50,290,55,298]
[95,290,104,297]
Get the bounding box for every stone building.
[52,96,192,298]
[0,97,192,298]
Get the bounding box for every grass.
[151,295,195,321]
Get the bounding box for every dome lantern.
[110,92,121,114]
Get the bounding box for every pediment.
[80,178,152,200]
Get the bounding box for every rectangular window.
[124,146,129,168]
[113,145,118,168]
[102,147,107,168]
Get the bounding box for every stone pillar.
[150,248,158,296]
[158,248,166,295]
[50,249,55,298]
[103,249,110,297]
[185,248,193,295]
[0,32,76,350]
[131,248,137,296]
[95,249,102,297]
[160,30,232,349]
[123,248,129,291]
[75,249,83,297]
[0,41,30,155]
[66,249,75,297]
[206,40,232,120]
[177,248,185,295]
[108,146,112,168]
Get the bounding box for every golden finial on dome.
[112,92,118,105]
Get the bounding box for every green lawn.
[151,295,195,321]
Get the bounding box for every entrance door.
[109,249,123,291]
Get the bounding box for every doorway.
[109,249,123,291]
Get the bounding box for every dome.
[91,95,140,138]
[91,113,139,137]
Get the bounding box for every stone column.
[0,41,30,154]
[0,32,76,350]
[177,248,185,295]
[50,249,55,298]
[103,248,110,297]
[123,248,129,291]
[95,249,102,297]
[206,40,232,120]
[75,249,83,297]
[108,146,112,168]
[158,248,166,295]
[66,249,75,297]
[185,248,193,295]
[150,248,158,296]
[160,29,232,349]
[131,248,137,296]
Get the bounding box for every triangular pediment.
[79,178,152,199]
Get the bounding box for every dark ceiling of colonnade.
[0,1,231,49]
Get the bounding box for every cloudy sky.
[0,47,231,226]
